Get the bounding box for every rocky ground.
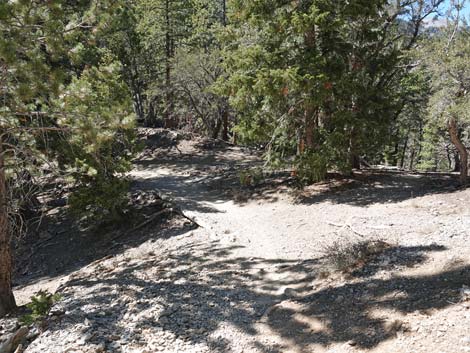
[2,129,470,353]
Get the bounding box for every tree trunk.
[212,118,222,140]
[350,154,361,169]
[446,145,453,171]
[348,126,360,171]
[448,118,468,185]
[164,0,175,129]
[222,0,227,26]
[303,24,317,151]
[221,108,229,141]
[409,148,416,171]
[133,92,145,122]
[129,59,145,124]
[304,106,317,150]
[0,138,16,318]
[400,133,409,169]
[454,152,461,172]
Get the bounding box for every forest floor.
[2,129,470,353]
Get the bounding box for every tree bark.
[164,0,175,129]
[221,108,229,141]
[409,148,416,171]
[448,117,468,185]
[304,106,317,150]
[348,125,360,171]
[350,154,361,170]
[453,152,461,172]
[400,133,409,169]
[212,118,222,140]
[0,138,16,318]
[221,0,227,26]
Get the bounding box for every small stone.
[283,288,298,297]
[50,308,65,316]
[95,342,106,352]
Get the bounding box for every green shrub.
[53,57,137,222]
[296,151,328,185]
[68,177,130,223]
[239,167,264,187]
[20,291,62,325]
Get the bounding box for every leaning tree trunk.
[448,117,468,185]
[0,138,16,318]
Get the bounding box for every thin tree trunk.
[400,133,409,169]
[409,148,416,171]
[454,152,461,172]
[129,58,145,123]
[446,145,453,171]
[304,106,317,150]
[304,117,315,149]
[0,137,16,318]
[413,122,424,170]
[212,119,222,140]
[348,126,360,170]
[164,0,175,129]
[304,24,317,151]
[448,117,468,185]
[222,0,227,26]
[350,154,361,170]
[221,109,229,141]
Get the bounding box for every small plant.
[239,167,264,187]
[68,177,130,224]
[321,239,390,273]
[20,290,62,325]
[296,151,328,185]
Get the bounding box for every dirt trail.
[16,135,470,353]
[127,141,470,353]
[132,146,377,260]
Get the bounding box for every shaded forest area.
[1,0,470,352]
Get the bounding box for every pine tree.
[0,0,136,317]
[135,0,194,127]
[220,0,401,181]
[420,17,470,183]
[173,0,232,139]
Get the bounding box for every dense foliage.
[0,0,135,316]
[220,0,404,180]
[0,0,136,220]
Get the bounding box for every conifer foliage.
[0,0,136,315]
[220,0,442,182]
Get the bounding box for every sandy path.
[19,141,470,353]
[129,145,470,353]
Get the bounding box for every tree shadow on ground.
[298,171,462,206]
[134,143,465,211]
[13,201,193,290]
[43,241,468,352]
[132,165,289,213]
[350,243,447,278]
